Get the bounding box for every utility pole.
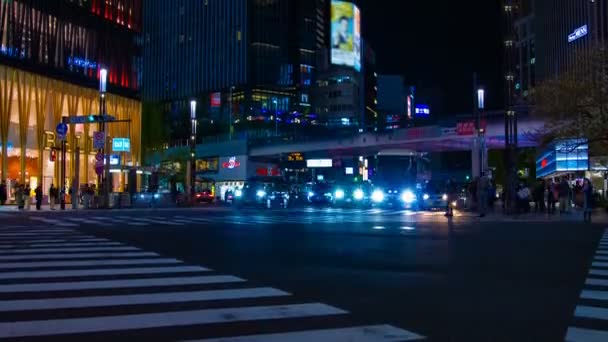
[190,100,197,203]
[99,68,108,207]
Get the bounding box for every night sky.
[358,0,504,115]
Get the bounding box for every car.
[419,181,450,210]
[194,189,214,203]
[234,179,290,209]
[331,183,373,208]
[369,182,419,209]
[307,182,334,206]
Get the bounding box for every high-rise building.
[142,0,328,140]
[0,0,142,198]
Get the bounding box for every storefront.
[0,66,142,202]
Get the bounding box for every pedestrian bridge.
[249,119,544,158]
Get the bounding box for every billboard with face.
[331,1,361,71]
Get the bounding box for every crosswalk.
[21,209,435,229]
[0,226,424,340]
[566,229,608,341]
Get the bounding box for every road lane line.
[0,258,180,269]
[574,305,608,320]
[0,238,109,246]
[581,290,608,301]
[0,265,210,280]
[592,262,608,268]
[589,269,608,277]
[0,287,290,312]
[0,252,158,261]
[586,278,608,286]
[566,326,608,342]
[0,242,122,249]
[189,325,424,342]
[0,232,84,237]
[2,246,140,254]
[0,303,346,338]
[0,275,244,293]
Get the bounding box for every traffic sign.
[56,123,68,138]
[95,160,105,176]
[93,131,105,149]
[95,151,104,162]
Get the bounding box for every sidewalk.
[458,208,608,223]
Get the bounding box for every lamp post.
[477,88,486,178]
[99,68,109,208]
[273,99,278,137]
[190,100,197,202]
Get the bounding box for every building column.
[0,66,15,182]
[16,71,33,184]
[34,76,50,188]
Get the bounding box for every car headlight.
[372,190,385,203]
[335,189,345,200]
[422,193,430,201]
[235,189,242,197]
[353,189,364,200]
[140,194,145,199]
[308,191,315,198]
[153,194,160,199]
[442,194,448,201]
[256,190,266,198]
[402,190,416,203]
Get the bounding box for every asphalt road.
[0,207,605,341]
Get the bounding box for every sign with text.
[112,138,131,152]
[288,152,304,162]
[456,120,487,136]
[221,156,241,169]
[307,159,333,168]
[93,131,105,149]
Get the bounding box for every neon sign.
[222,157,241,169]
[68,56,98,69]
[568,25,588,43]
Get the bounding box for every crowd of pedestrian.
[0,180,101,211]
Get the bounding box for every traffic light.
[49,149,56,162]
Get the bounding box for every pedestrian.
[82,184,90,209]
[534,179,546,213]
[15,184,24,210]
[35,184,42,210]
[546,180,555,214]
[49,184,57,210]
[477,173,489,217]
[445,178,457,217]
[517,183,531,213]
[559,178,571,214]
[24,183,31,210]
[583,178,594,222]
[0,180,6,205]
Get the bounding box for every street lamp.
[273,99,278,137]
[190,100,197,202]
[476,88,486,178]
[99,68,109,208]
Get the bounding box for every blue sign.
[112,138,131,152]
[568,25,588,43]
[414,104,430,117]
[536,139,589,178]
[56,123,68,137]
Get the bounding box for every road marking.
[575,305,608,320]
[581,290,608,301]
[3,246,140,254]
[0,238,109,247]
[0,252,159,261]
[0,258,181,269]
[189,324,424,342]
[0,228,75,234]
[0,287,290,312]
[0,242,123,249]
[66,218,106,224]
[0,265,210,280]
[589,269,608,277]
[586,278,608,286]
[0,303,347,338]
[129,218,184,226]
[595,256,608,261]
[566,327,608,342]
[0,232,84,237]
[592,262,608,268]
[0,275,244,293]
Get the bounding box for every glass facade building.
[0,0,142,201]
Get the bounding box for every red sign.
[456,120,487,136]
[49,149,57,162]
[222,157,241,169]
[541,159,548,168]
[256,167,280,177]
[210,92,221,107]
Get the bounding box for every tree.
[141,101,170,164]
[532,44,608,153]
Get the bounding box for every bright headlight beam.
[372,190,385,203]
[402,190,416,204]
[354,189,364,200]
[335,189,345,199]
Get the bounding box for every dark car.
[307,182,334,206]
[419,181,449,210]
[369,182,419,209]
[331,183,372,208]
[194,189,214,203]
[234,179,290,209]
